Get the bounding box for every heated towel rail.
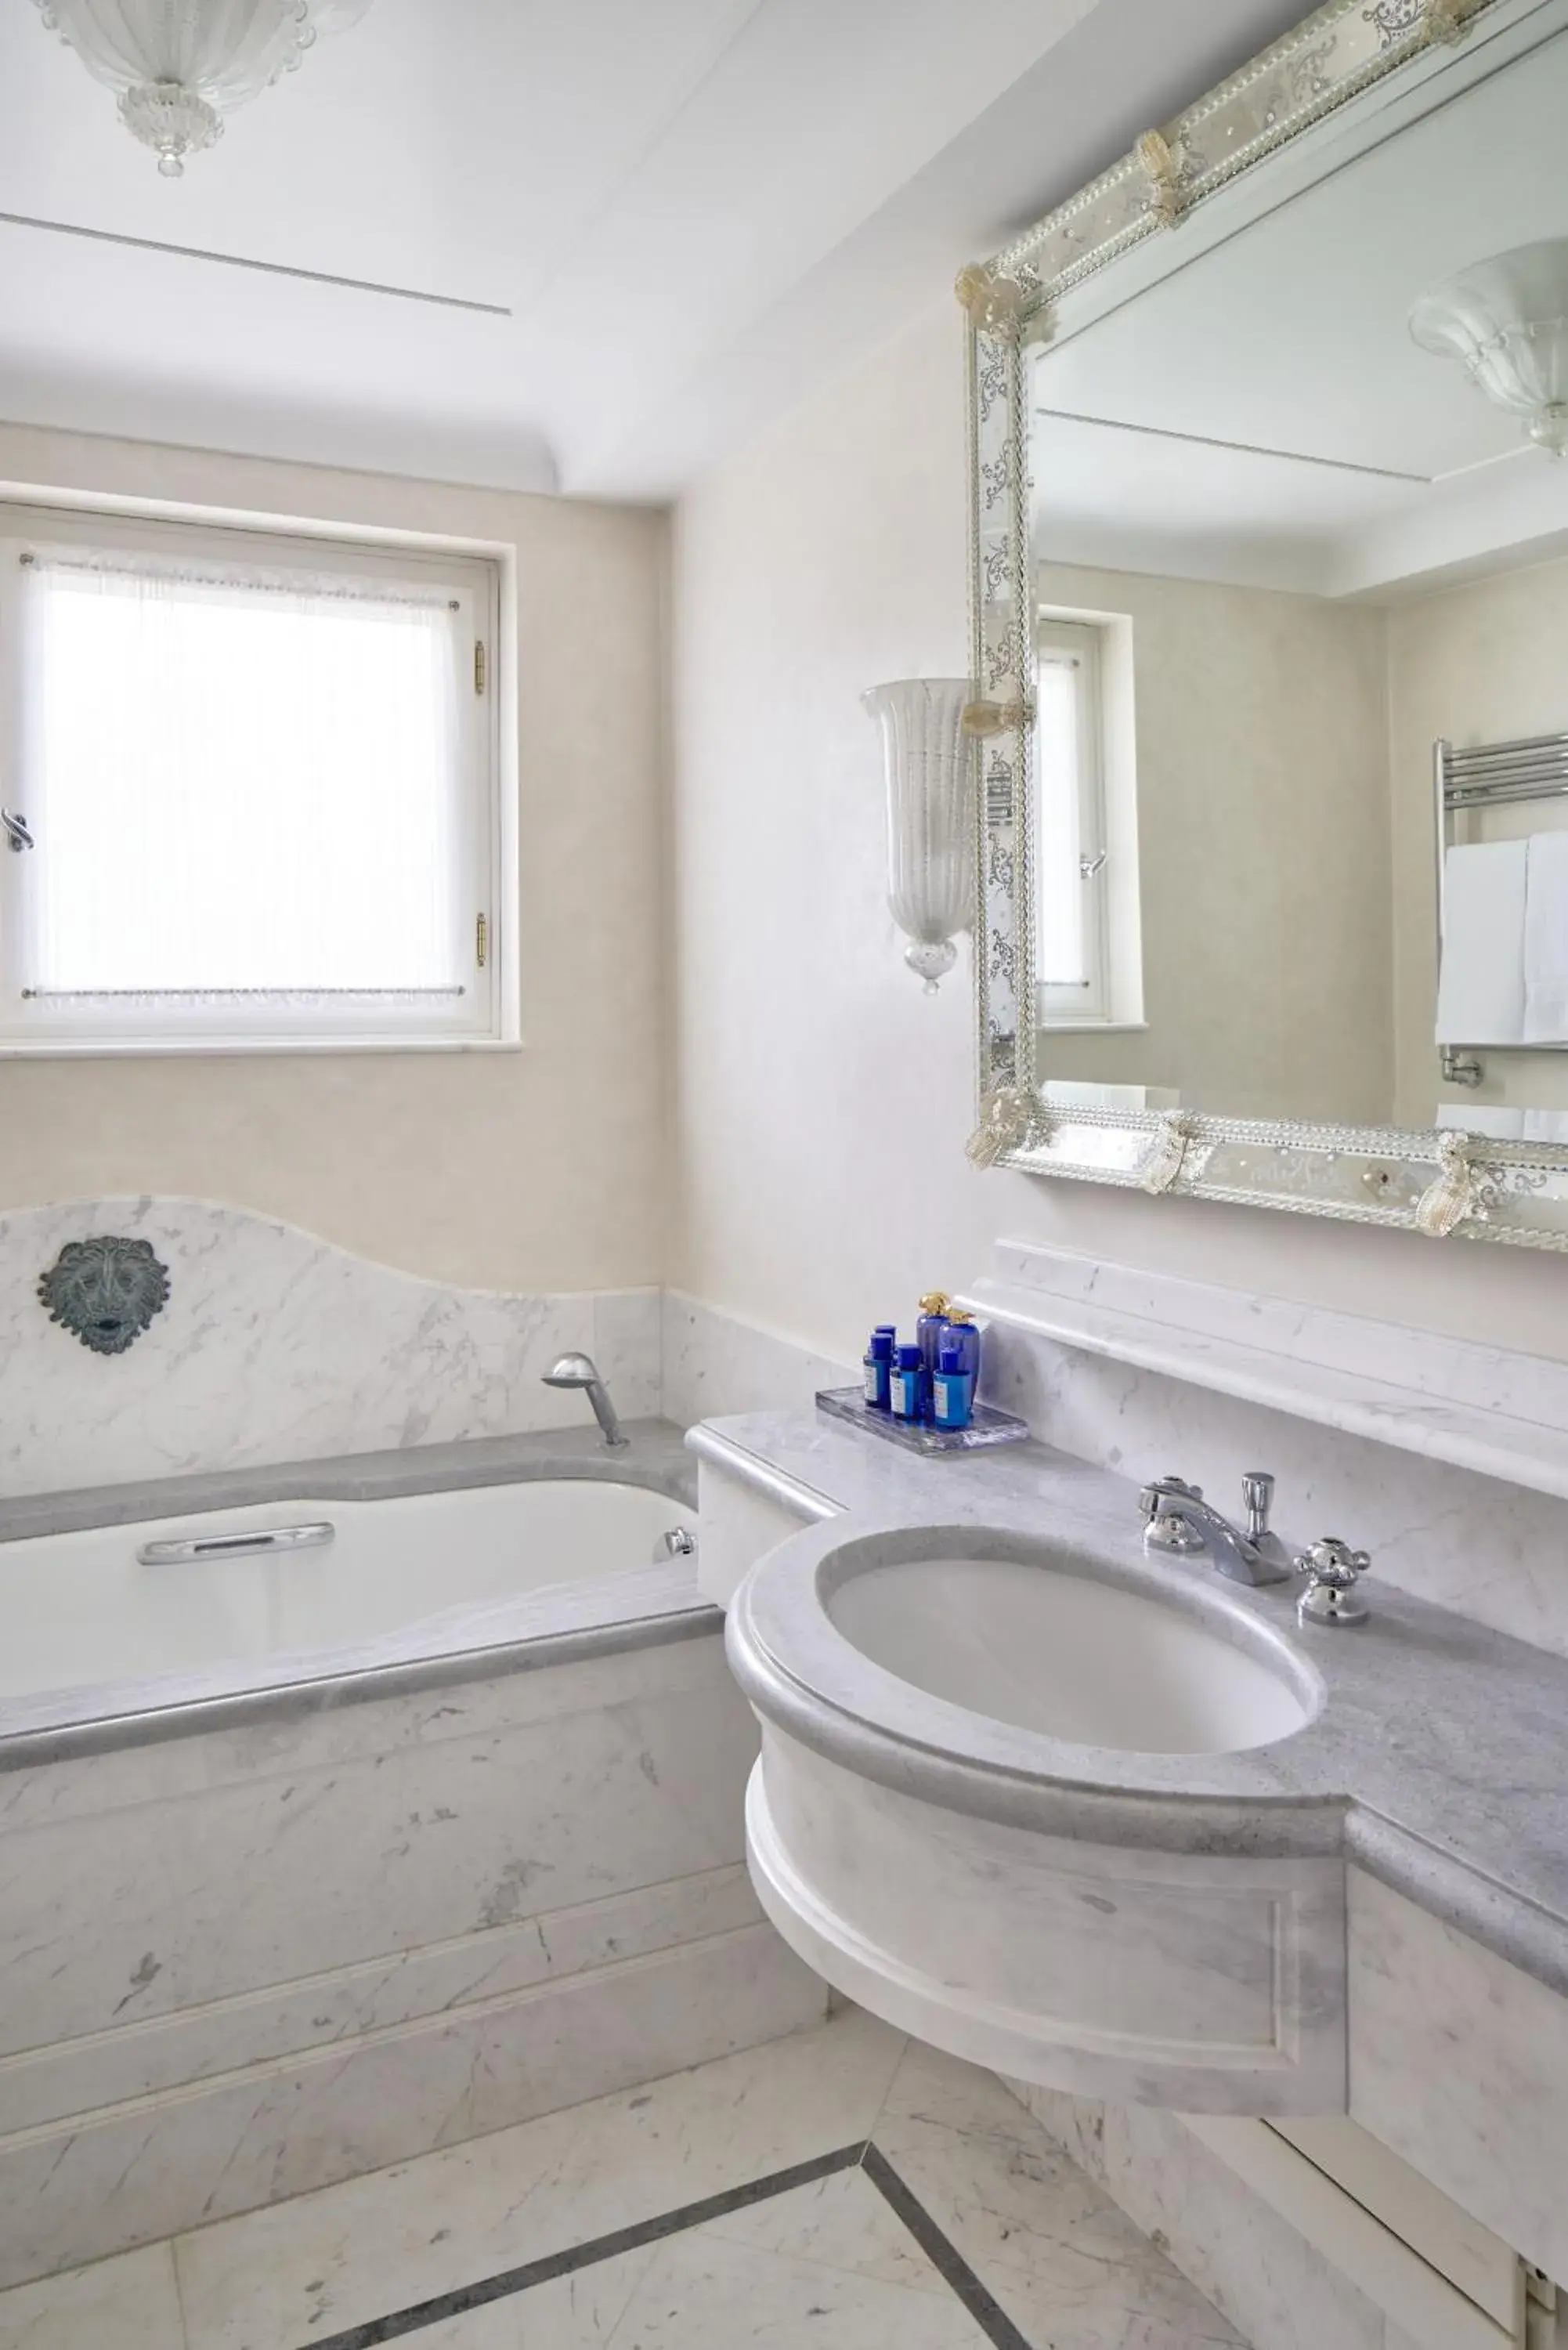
[1435,732,1568,1085]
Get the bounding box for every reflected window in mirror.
[1035,612,1143,1034]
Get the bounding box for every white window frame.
[1035,616,1111,1026]
[0,502,512,1056]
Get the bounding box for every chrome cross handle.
[1295,1535,1371,1628]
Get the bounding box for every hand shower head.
[540,1353,627,1446]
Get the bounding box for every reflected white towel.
[1436,1104,1525,1137]
[1523,1108,1568,1143]
[1436,841,1527,1046]
[1524,831,1568,1043]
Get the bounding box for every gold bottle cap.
[917,1292,952,1317]
[945,1307,976,1326]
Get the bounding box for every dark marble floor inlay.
[298,2136,1035,2350]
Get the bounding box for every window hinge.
[1525,2266,1557,2350]
[476,912,489,970]
[474,639,486,696]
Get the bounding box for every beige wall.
[1389,553,1568,1125]
[0,423,667,1293]
[669,298,1568,1368]
[1033,562,1390,1123]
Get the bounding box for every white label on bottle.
[864,1365,878,1402]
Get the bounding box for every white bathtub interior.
[0,1478,690,1707]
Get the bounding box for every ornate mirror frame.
[963,0,1568,1251]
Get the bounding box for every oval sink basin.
[828,1553,1310,1755]
[727,1518,1340,2113]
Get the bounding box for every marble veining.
[0,1423,707,1767]
[693,1408,1568,2006]
[963,1242,1568,1662]
[661,1290,858,1429]
[0,1198,662,1499]
[1007,2081,1394,2350]
[0,1617,828,2287]
[0,2008,1243,2350]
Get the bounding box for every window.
[0,507,508,1052]
[1035,617,1110,1023]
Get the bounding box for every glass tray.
[815,1386,1031,1455]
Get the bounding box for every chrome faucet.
[541,1352,627,1448]
[1138,1471,1293,1588]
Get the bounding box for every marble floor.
[0,2008,1248,2350]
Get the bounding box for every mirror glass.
[1026,9,1568,1145]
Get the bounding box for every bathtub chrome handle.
[654,1526,698,1562]
[136,1522,334,1565]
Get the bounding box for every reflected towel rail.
[136,1522,334,1565]
[1435,734,1568,1078]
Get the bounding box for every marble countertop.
[691,1408,1568,2001]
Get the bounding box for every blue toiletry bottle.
[916,1291,952,1375]
[862,1325,896,1412]
[931,1345,974,1431]
[944,1308,981,1384]
[890,1344,926,1422]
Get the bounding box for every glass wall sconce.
[862,678,974,992]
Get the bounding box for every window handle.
[1078,851,1107,880]
[2,809,34,853]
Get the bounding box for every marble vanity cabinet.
[1349,1870,1568,2285]
[690,1369,1568,2301]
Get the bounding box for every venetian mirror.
[965,0,1568,1247]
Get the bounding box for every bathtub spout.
[541,1353,627,1448]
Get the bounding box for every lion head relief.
[38,1237,171,1355]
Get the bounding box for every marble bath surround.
[0,1422,703,1759]
[0,1197,663,1500]
[0,1407,823,2292]
[0,1582,826,2290]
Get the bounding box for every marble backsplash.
[661,1290,858,1430]
[980,1318,1568,1662]
[0,1199,661,1502]
[11,1206,1566,1667]
[667,1283,1568,1661]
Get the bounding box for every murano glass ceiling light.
[1411,239,1568,458]
[33,1,375,176]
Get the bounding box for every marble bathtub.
[0,1429,827,2287]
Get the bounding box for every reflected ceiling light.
[34,1,375,177]
[1411,238,1568,458]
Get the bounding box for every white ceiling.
[1032,3,1568,597]
[0,0,1307,498]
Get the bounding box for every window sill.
[0,1034,523,1058]
[1037,1020,1150,1035]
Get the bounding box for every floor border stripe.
[299,2142,869,2349]
[862,2141,1037,2350]
[297,2133,1040,2350]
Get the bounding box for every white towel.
[1436,841,1527,1047]
[1523,830,1568,1043]
[1523,1108,1568,1144]
[1437,1104,1525,1137]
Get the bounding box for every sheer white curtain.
[21,556,465,998]
[1034,650,1086,989]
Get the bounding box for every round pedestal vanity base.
[746,1729,1347,2115]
